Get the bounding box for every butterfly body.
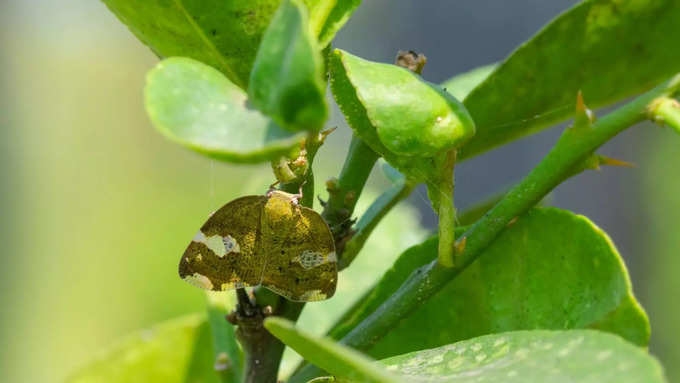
[179,191,337,301]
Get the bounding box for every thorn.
[319,127,337,143]
[507,216,519,227]
[578,154,635,175]
[597,155,636,169]
[455,236,467,255]
[573,90,595,129]
[576,90,586,113]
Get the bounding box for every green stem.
[650,96,680,134]
[435,150,457,267]
[339,179,415,270]
[290,74,680,382]
[322,135,380,253]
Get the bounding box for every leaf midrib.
[172,0,243,88]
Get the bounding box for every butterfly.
[178,190,337,301]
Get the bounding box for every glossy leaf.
[249,0,328,132]
[329,50,433,184]
[67,314,222,383]
[331,49,474,159]
[311,0,362,47]
[102,0,357,89]
[101,0,281,89]
[264,318,403,383]
[380,330,666,383]
[145,57,305,163]
[442,64,496,100]
[328,208,649,360]
[458,0,680,160]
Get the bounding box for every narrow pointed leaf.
[457,0,680,160]
[249,0,328,132]
[145,57,305,163]
[380,330,666,383]
[329,208,649,360]
[311,0,362,47]
[264,317,403,383]
[441,64,496,100]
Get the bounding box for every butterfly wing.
[179,196,267,291]
[260,191,337,301]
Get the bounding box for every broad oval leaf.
[102,0,281,89]
[457,0,680,160]
[329,208,649,360]
[102,0,359,89]
[67,314,222,383]
[145,57,305,163]
[264,317,403,383]
[331,49,475,158]
[379,330,666,383]
[249,0,328,132]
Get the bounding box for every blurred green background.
[1,1,678,382]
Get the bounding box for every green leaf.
[101,0,356,90]
[379,330,666,383]
[310,0,362,47]
[249,0,328,132]
[441,64,496,100]
[206,292,243,382]
[101,0,283,89]
[329,208,649,360]
[145,57,305,163]
[67,314,223,383]
[458,0,680,160]
[264,318,403,383]
[331,49,475,159]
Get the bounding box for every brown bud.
[395,50,427,74]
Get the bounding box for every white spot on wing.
[297,250,325,269]
[192,230,239,258]
[326,251,337,263]
[184,273,214,289]
[222,235,240,255]
[205,235,226,257]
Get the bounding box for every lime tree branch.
[291,74,680,381]
[234,130,327,383]
[322,135,380,254]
